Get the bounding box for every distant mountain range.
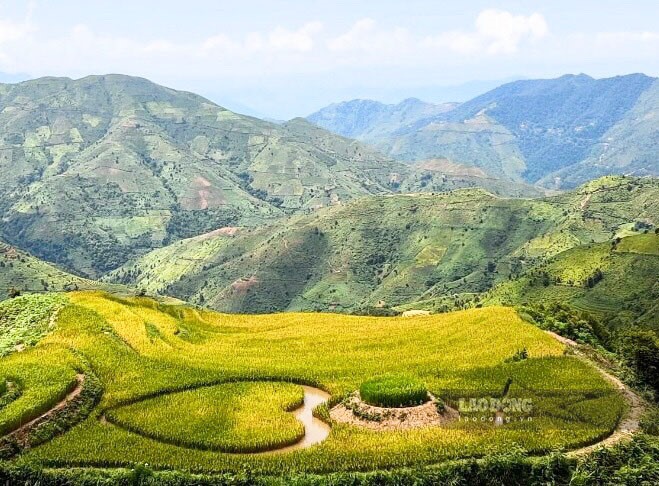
[0,75,544,278]
[2,72,657,301]
[307,98,458,140]
[308,74,659,189]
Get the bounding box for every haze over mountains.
[308,73,659,189]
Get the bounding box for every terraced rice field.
[0,291,625,475]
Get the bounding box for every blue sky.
[0,1,657,118]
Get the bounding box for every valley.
[0,72,658,485]
[106,176,659,320]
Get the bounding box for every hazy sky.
[0,1,658,118]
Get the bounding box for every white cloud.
[0,18,32,45]
[268,22,322,52]
[325,10,548,61]
[424,9,548,55]
[476,9,548,54]
[327,18,411,55]
[0,17,327,75]
[327,18,377,51]
[0,1,35,69]
[200,22,323,57]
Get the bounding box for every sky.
[0,1,658,118]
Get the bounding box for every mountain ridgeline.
[0,75,404,276]
[308,74,659,188]
[106,176,659,327]
[0,75,545,278]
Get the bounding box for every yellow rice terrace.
[0,291,625,475]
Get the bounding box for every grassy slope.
[0,240,123,300]
[4,291,622,475]
[485,233,659,330]
[106,176,659,314]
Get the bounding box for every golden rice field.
[0,291,625,475]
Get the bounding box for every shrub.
[507,348,529,362]
[0,293,67,357]
[616,329,659,395]
[640,409,659,436]
[360,374,429,408]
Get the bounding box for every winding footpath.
[545,331,646,456]
[259,385,331,454]
[3,373,85,448]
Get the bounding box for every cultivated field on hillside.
[0,291,625,475]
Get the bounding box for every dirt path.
[4,374,85,447]
[258,386,331,454]
[544,331,646,456]
[48,305,62,330]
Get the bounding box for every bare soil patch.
[331,392,459,431]
[231,276,259,294]
[206,226,239,238]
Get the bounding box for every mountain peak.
[399,97,424,106]
[559,73,594,80]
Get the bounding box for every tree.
[617,329,659,394]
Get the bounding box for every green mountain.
[0,75,546,279]
[106,176,659,314]
[538,79,659,188]
[308,97,525,182]
[0,240,119,300]
[308,74,659,187]
[0,75,426,277]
